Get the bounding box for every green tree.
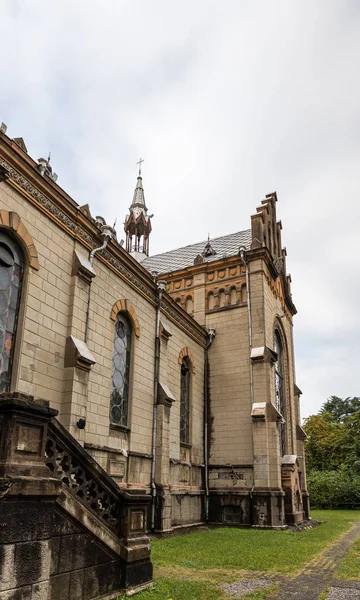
[305,396,360,507]
[320,396,360,423]
[303,412,343,471]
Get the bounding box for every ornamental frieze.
[0,157,207,346]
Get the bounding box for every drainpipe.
[204,328,216,522]
[84,224,115,343]
[239,246,255,525]
[150,279,167,531]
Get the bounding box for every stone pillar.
[281,456,304,524]
[154,385,175,532]
[61,250,96,441]
[119,493,153,589]
[193,272,206,326]
[0,392,61,600]
[0,391,59,481]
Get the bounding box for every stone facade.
[0,128,308,536]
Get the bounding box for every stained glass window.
[274,329,286,456]
[180,357,190,444]
[0,232,24,393]
[110,313,131,427]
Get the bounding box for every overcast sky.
[1,0,359,419]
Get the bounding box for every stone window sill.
[110,423,131,434]
[180,442,192,449]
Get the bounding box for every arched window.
[180,356,191,444]
[110,313,132,427]
[274,329,286,456]
[0,231,24,392]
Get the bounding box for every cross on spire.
[137,157,144,175]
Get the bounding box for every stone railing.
[46,419,120,533]
[0,392,153,599]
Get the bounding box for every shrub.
[308,469,360,509]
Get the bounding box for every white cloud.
[1,0,359,418]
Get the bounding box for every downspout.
[84,224,115,343]
[204,328,216,522]
[239,246,255,524]
[150,279,167,531]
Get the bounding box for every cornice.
[0,134,207,347]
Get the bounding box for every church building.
[0,127,309,533]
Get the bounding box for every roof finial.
[203,234,217,258]
[137,157,144,176]
[48,152,51,164]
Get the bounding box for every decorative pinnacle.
[137,157,144,175]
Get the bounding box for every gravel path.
[273,520,360,600]
[220,577,272,598]
[217,521,360,599]
[326,587,360,599]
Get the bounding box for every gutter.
[85,223,115,343]
[150,279,167,531]
[204,328,216,522]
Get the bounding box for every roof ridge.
[145,228,251,260]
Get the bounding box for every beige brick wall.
[160,314,205,467]
[1,183,73,414]
[206,304,253,465]
[0,181,206,494]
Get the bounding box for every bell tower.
[124,159,152,263]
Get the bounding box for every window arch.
[180,356,191,444]
[0,231,24,392]
[274,328,286,456]
[110,313,132,427]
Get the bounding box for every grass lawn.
[117,510,360,600]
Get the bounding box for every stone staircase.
[0,392,153,600]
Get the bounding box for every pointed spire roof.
[130,173,148,212]
[124,159,152,259]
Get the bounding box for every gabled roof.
[142,229,252,275]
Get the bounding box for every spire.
[131,172,148,213]
[124,159,152,261]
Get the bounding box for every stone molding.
[110,299,140,338]
[178,347,196,373]
[0,209,39,269]
[0,150,207,347]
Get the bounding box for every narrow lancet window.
[0,232,24,392]
[180,357,191,444]
[274,329,286,456]
[110,313,131,427]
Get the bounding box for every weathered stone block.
[69,570,84,600]
[49,573,70,600]
[0,586,32,600]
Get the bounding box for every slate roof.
[142,229,252,275]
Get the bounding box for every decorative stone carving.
[178,347,196,373]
